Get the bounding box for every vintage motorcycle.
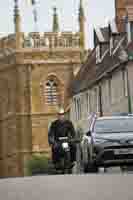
[55,136,73,174]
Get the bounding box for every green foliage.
[26,154,52,176]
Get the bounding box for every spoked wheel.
[63,151,72,174]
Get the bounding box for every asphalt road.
[0,173,133,200]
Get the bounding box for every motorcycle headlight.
[62,142,69,149]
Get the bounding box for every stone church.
[0,0,85,177]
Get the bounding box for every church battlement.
[11,0,86,50]
[23,31,80,49]
[0,31,81,50]
[0,0,86,55]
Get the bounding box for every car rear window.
[94,118,133,133]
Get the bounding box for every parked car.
[80,114,133,172]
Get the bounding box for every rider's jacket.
[48,119,76,145]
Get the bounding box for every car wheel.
[120,166,127,172]
[81,144,98,173]
[82,140,89,165]
[84,162,98,173]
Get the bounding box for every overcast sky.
[0,0,115,48]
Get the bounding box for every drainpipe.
[99,85,103,116]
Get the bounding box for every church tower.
[0,0,83,178]
[78,0,85,49]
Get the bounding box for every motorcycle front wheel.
[64,150,72,174]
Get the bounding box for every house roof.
[94,28,105,43]
[70,22,129,96]
[101,27,109,42]
[70,49,96,95]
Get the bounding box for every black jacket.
[48,119,76,145]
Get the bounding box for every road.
[0,160,133,200]
[0,173,133,200]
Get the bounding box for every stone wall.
[0,29,82,177]
[0,61,32,177]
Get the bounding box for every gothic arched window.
[45,79,59,104]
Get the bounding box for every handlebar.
[58,137,68,140]
[58,137,81,143]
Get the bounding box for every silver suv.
[80,114,133,172]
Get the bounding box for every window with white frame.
[74,98,77,121]
[86,92,89,113]
[96,45,101,64]
[127,22,133,43]
[110,37,113,55]
[127,22,131,43]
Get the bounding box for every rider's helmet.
[58,107,65,115]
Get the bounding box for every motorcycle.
[56,136,73,174]
[53,136,81,174]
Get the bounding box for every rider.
[48,107,76,168]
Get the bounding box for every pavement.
[0,173,133,200]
